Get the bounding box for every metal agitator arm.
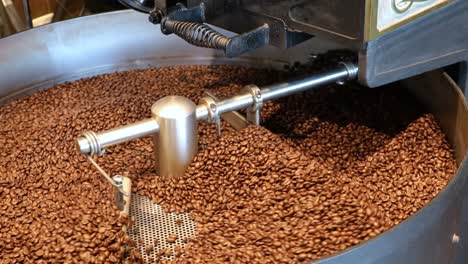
[77,62,358,178]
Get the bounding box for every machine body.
[101,0,468,178]
[120,0,468,90]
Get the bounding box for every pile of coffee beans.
[137,115,454,263]
[0,65,277,263]
[0,63,456,263]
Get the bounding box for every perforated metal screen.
[129,193,196,262]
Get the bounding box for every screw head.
[255,90,261,99]
[148,8,165,24]
[336,80,346,86]
[210,103,217,111]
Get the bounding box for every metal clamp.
[243,85,263,125]
[199,96,221,137]
[118,0,155,13]
[113,175,132,215]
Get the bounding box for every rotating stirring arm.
[77,62,358,177]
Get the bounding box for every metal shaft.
[77,62,357,159]
[261,62,356,101]
[78,119,159,155]
[196,62,358,121]
[22,0,32,29]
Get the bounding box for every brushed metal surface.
[151,96,198,178]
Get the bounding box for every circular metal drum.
[0,10,467,264]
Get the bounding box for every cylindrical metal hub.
[151,96,198,178]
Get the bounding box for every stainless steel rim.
[0,11,466,263]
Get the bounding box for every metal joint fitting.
[160,17,171,35]
[112,175,132,214]
[148,8,165,24]
[339,61,359,81]
[81,131,105,156]
[243,84,263,125]
[199,96,221,136]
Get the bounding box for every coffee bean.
[0,62,456,263]
[134,67,455,263]
[164,248,172,257]
[167,234,177,244]
[145,245,154,255]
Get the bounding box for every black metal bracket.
[150,3,270,58]
[118,0,155,13]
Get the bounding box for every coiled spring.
[163,20,231,50]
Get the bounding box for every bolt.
[336,80,346,86]
[210,103,216,110]
[309,54,318,60]
[255,90,261,99]
[149,8,165,24]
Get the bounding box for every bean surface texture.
[0,64,456,263]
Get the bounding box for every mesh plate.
[129,193,196,263]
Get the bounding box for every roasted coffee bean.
[145,245,154,255]
[175,219,184,226]
[164,248,172,257]
[0,64,456,264]
[166,235,177,244]
[174,246,182,258]
[0,65,276,263]
[132,69,455,263]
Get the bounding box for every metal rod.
[88,155,121,192]
[208,62,358,117]
[77,118,159,155]
[261,64,353,101]
[52,0,68,23]
[204,91,250,130]
[22,0,32,29]
[0,1,13,36]
[215,93,255,118]
[2,0,25,32]
[77,63,357,155]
